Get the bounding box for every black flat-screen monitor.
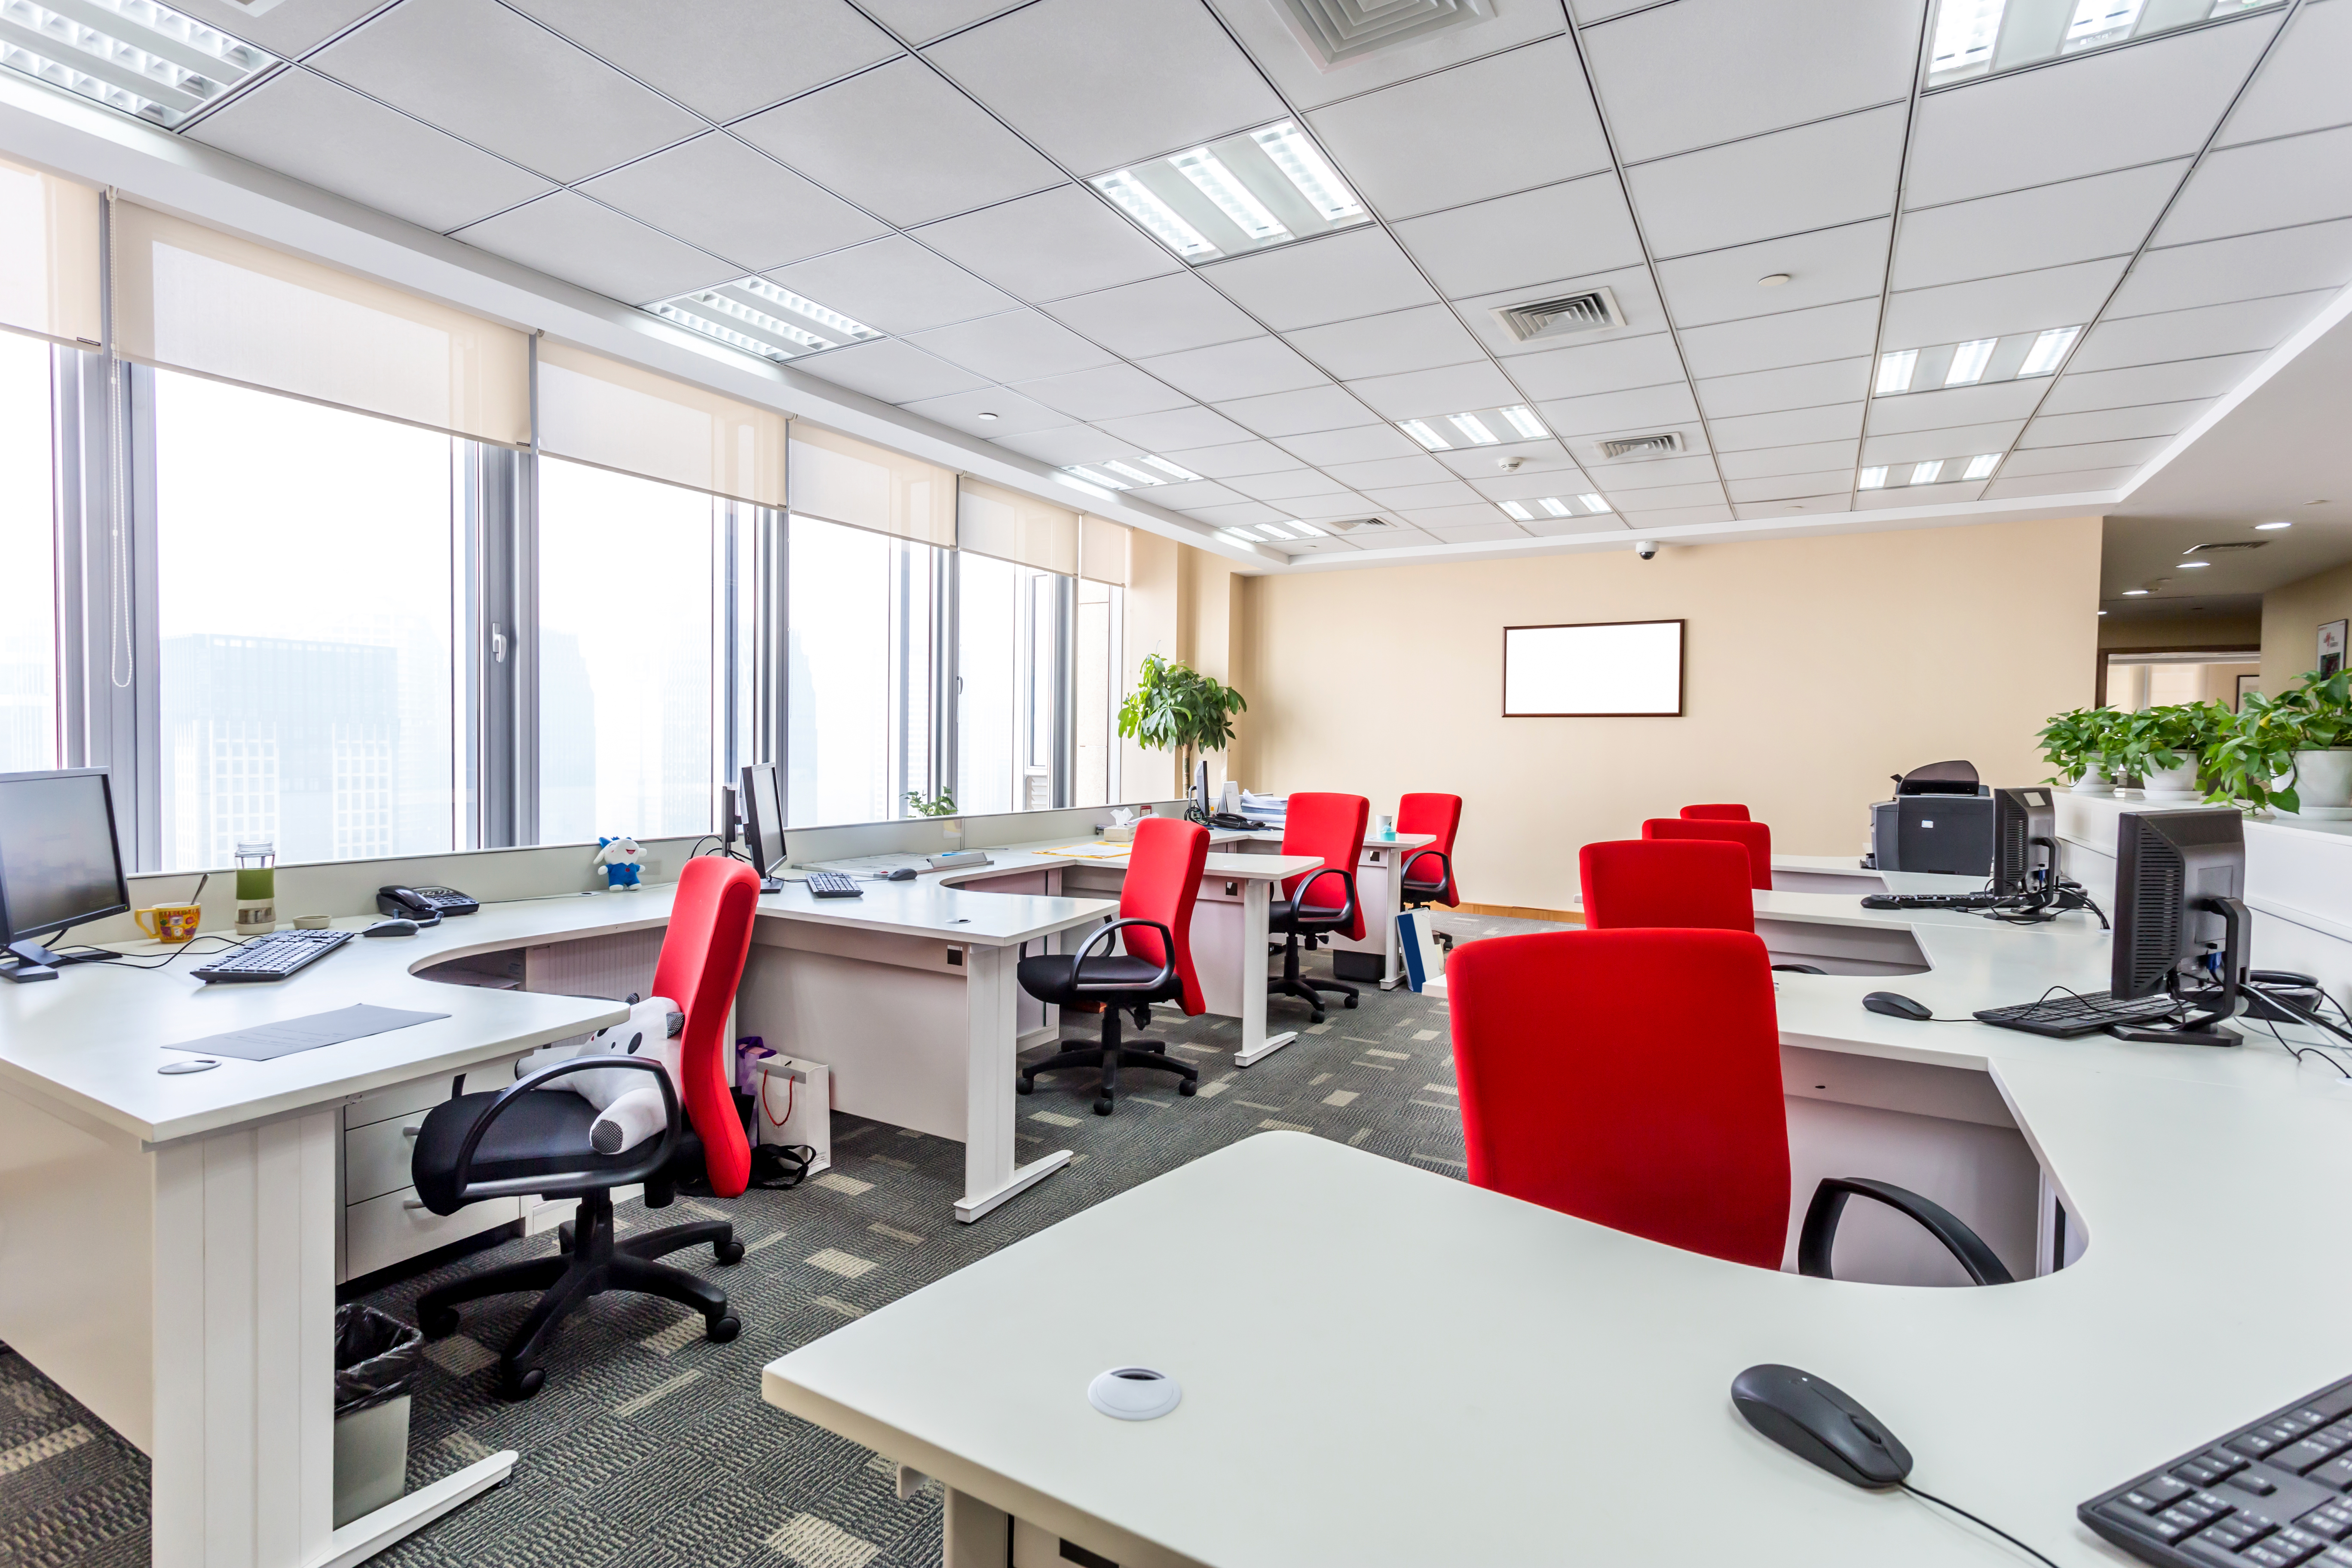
[1992,787,2056,896]
[0,769,130,978]
[739,763,787,879]
[2112,808,2245,1003]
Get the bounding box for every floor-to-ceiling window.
[0,332,57,773]
[1073,579,1122,808]
[956,553,1070,817]
[785,514,935,827]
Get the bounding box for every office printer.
[1868,760,1994,875]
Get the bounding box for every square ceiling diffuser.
[1274,0,1495,68]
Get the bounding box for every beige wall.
[2098,612,2262,650]
[1241,517,2102,909]
[2260,557,2352,696]
[1117,534,1256,800]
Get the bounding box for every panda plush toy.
[516,994,683,1154]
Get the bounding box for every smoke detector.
[1597,432,1686,460]
[1493,287,1628,344]
[1274,0,1494,67]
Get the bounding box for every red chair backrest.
[1446,928,1791,1269]
[1119,817,1211,1014]
[1644,817,1772,890]
[650,856,762,1199]
[1580,839,1753,932]
[1680,803,1750,821]
[1280,792,1370,941]
[1396,792,1462,905]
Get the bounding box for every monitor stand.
[3,936,120,983]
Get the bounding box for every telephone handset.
[1209,812,1269,831]
[377,885,481,927]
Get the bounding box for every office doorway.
[2098,649,2262,711]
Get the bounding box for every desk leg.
[1378,853,1404,991]
[955,943,1071,1224]
[1234,878,1296,1068]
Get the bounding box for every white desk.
[1772,853,1991,897]
[1227,828,1439,990]
[762,898,2352,1567]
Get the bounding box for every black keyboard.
[805,872,862,899]
[2082,1372,2352,1567]
[191,928,354,984]
[1861,892,2005,910]
[1974,989,2184,1037]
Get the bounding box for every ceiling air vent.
[2184,541,2266,554]
[1275,0,1494,67]
[1493,287,1627,344]
[1599,432,1684,459]
[1327,518,1393,532]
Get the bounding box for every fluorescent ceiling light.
[1249,121,1363,223]
[1580,493,1609,513]
[1140,455,1199,482]
[1093,168,1216,259]
[2064,0,2145,49]
[1945,338,1996,386]
[1100,460,1166,487]
[1398,419,1449,451]
[1858,466,1888,490]
[1499,405,1545,440]
[1930,0,2280,86]
[2256,521,2293,530]
[650,278,876,362]
[2017,326,2079,377]
[1172,148,1287,242]
[1963,453,2000,479]
[1061,465,1128,490]
[1500,500,1533,521]
[1448,413,1499,446]
[1256,521,1297,539]
[1054,472,1117,501]
[1929,0,2007,78]
[1220,527,1263,545]
[1910,460,1945,485]
[1875,350,1917,395]
[2122,588,2150,596]
[1287,518,1326,537]
[0,0,276,127]
[1539,497,1571,517]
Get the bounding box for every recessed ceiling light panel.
[649,277,877,362]
[1924,0,2279,87]
[0,0,278,126]
[1871,326,2082,395]
[1396,405,1555,451]
[1093,119,1370,263]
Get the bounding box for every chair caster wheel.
[1093,1097,1114,1116]
[420,1305,460,1338]
[1343,995,1357,1009]
[556,1221,575,1253]
[1179,1079,1197,1096]
[715,1237,745,1265]
[499,1364,544,1401]
[1017,1077,1034,1094]
[706,1312,741,1344]
[1310,1011,1326,1025]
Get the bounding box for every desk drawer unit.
[346,1187,520,1280]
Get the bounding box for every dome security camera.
[1634,540,1660,560]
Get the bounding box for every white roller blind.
[111,202,530,446]
[538,343,787,507]
[787,424,956,546]
[959,477,1078,575]
[1081,514,1127,586]
[0,156,99,347]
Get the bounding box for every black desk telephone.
[377,885,480,927]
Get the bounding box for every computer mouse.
[887,867,918,881]
[1732,1364,1913,1488]
[1863,991,1934,1021]
[363,918,420,937]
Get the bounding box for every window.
[152,371,460,871]
[785,514,936,827]
[1073,579,1123,808]
[957,554,1068,816]
[0,331,57,772]
[537,458,720,845]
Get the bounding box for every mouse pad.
[162,1003,450,1061]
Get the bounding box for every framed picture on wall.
[2237,673,2262,711]
[2322,620,2347,678]
[1502,619,1685,717]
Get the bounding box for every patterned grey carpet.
[0,917,1556,1568]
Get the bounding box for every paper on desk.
[163,1004,450,1062]
[1031,842,1133,860]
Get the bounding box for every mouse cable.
[1900,1482,2061,1568]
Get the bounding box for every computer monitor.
[1193,759,1210,821]
[1992,787,2057,897]
[0,768,131,982]
[739,763,787,886]
[2110,807,2247,1044]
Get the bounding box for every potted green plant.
[2037,706,2125,794]
[2110,701,2233,800]
[1117,653,1248,799]
[2210,671,2352,818]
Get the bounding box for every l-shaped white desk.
[761,883,2352,1568]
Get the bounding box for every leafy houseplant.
[1116,653,1248,797]
[2207,669,2352,817]
[903,788,957,818]
[2110,701,2234,799]
[2037,706,2125,793]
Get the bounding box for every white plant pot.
[2071,769,2114,795]
[2142,761,2203,801]
[2293,750,2352,819]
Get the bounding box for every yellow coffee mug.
[135,903,203,943]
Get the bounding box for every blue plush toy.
[595,835,645,890]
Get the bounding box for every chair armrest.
[1798,1176,2015,1286]
[1771,963,1828,975]
[446,1055,680,1204]
[1072,917,1179,994]
[1400,848,1451,888]
[1278,865,1358,927]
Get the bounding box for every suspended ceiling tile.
[1626,104,1906,260]
[1274,424,1427,465]
[1401,505,1515,531]
[1715,439,1859,479]
[576,133,887,272]
[1040,273,1263,358]
[855,0,1029,46]
[1853,479,1985,508]
[1096,404,1255,450]
[1905,17,2276,209]
[1602,474,1725,507]
[899,386,1067,435]
[1608,502,1734,527]
[2156,124,2352,248]
[1282,305,1489,382]
[1284,491,1386,518]
[452,191,733,303]
[1675,297,1880,379]
[1859,421,2025,466]
[922,0,1284,174]
[1206,0,1567,111]
[2217,0,2352,147]
[187,68,554,234]
[1881,257,2129,346]
[1302,39,1610,221]
[791,338,992,402]
[1150,436,1297,476]
[1707,401,1865,452]
[166,0,378,53]
[2017,399,2211,448]
[988,424,1135,466]
[1995,438,2168,476]
[2038,353,2266,415]
[1891,162,2187,290]
[1653,219,1890,331]
[1214,383,1385,438]
[1319,453,1458,490]
[905,309,1120,384]
[1201,229,1440,331]
[1862,378,2046,435]
[1694,358,1869,420]
[1362,479,1485,508]
[914,185,1179,304]
[730,58,1065,229]
[1724,469,1857,504]
[504,0,903,123]
[1343,361,1522,421]
[1521,513,1631,536]
[1225,468,1354,502]
[1733,496,1853,518]
[1134,337,1329,403]
[1503,333,1688,402]
[1183,499,1287,527]
[1390,175,1645,299]
[309,0,703,184]
[1013,362,1192,421]
[1470,462,1605,501]
[1981,468,2136,498]
[1133,478,1247,508]
[1533,382,1703,439]
[768,235,1017,334]
[2119,220,2352,317]
[2067,290,2335,372]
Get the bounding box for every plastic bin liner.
[334,1304,422,1415]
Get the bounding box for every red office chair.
[1446,928,2012,1282]
[1680,803,1750,821]
[1395,792,1461,910]
[1580,839,1752,931]
[412,855,761,1398]
[1018,817,1210,1115]
[1269,791,1369,1022]
[1645,816,1772,890]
